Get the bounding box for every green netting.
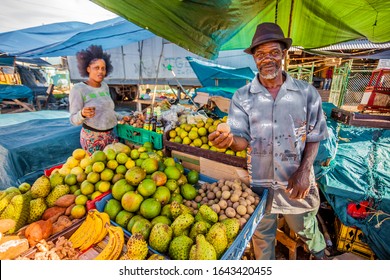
[93,0,390,59]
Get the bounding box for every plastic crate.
[335,218,375,259]
[44,164,64,176]
[117,124,163,149]
[95,173,267,260]
[86,191,111,211]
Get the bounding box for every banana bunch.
[94,225,124,260]
[69,210,110,251]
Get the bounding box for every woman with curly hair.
[69,45,119,155]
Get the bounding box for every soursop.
[171,213,194,237]
[147,254,166,260]
[189,221,210,241]
[198,204,218,224]
[221,218,240,244]
[148,223,173,253]
[31,175,51,198]
[28,197,48,223]
[206,222,228,259]
[0,192,31,233]
[168,235,193,260]
[49,172,64,188]
[169,201,181,219]
[189,234,217,260]
[45,184,70,207]
[0,191,19,215]
[126,233,148,260]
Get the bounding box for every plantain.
[69,214,92,244]
[108,225,124,260]
[79,213,102,251]
[94,211,110,243]
[70,212,95,248]
[94,225,117,260]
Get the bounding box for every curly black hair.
[76,45,113,77]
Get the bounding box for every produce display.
[0,139,260,260]
[167,116,247,158]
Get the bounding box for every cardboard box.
[200,157,249,186]
[193,91,210,106]
[171,150,200,172]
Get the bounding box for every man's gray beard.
[259,63,280,80]
[260,71,278,80]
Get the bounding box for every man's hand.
[208,131,233,149]
[286,169,311,199]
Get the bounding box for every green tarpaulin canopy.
[93,0,390,59]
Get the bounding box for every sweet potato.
[54,194,76,208]
[42,206,66,223]
[65,203,75,216]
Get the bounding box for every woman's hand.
[81,107,96,118]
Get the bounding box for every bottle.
[143,107,152,130]
[150,116,157,131]
[155,107,163,134]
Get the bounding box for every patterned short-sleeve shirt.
[229,72,328,214]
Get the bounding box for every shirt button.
[274,120,277,123]
[275,167,278,171]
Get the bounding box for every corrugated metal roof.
[314,39,390,50]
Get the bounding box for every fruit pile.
[167,116,247,158]
[118,112,146,128]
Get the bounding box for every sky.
[0,0,117,33]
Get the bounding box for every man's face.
[253,42,286,80]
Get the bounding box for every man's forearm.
[230,135,249,152]
[298,142,320,172]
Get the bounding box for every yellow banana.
[73,212,97,249]
[69,212,95,248]
[108,225,124,260]
[94,225,117,260]
[69,214,91,244]
[94,211,110,243]
[79,213,102,251]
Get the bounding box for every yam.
[54,194,76,208]
[42,206,66,223]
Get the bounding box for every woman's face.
[87,59,106,83]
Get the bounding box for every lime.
[180,183,197,200]
[64,174,77,186]
[75,194,89,205]
[104,199,123,220]
[187,170,199,185]
[70,205,86,219]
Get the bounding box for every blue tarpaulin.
[0,112,81,188]
[0,84,33,102]
[187,56,254,88]
[0,17,155,57]
[0,21,89,56]
[318,124,390,259]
